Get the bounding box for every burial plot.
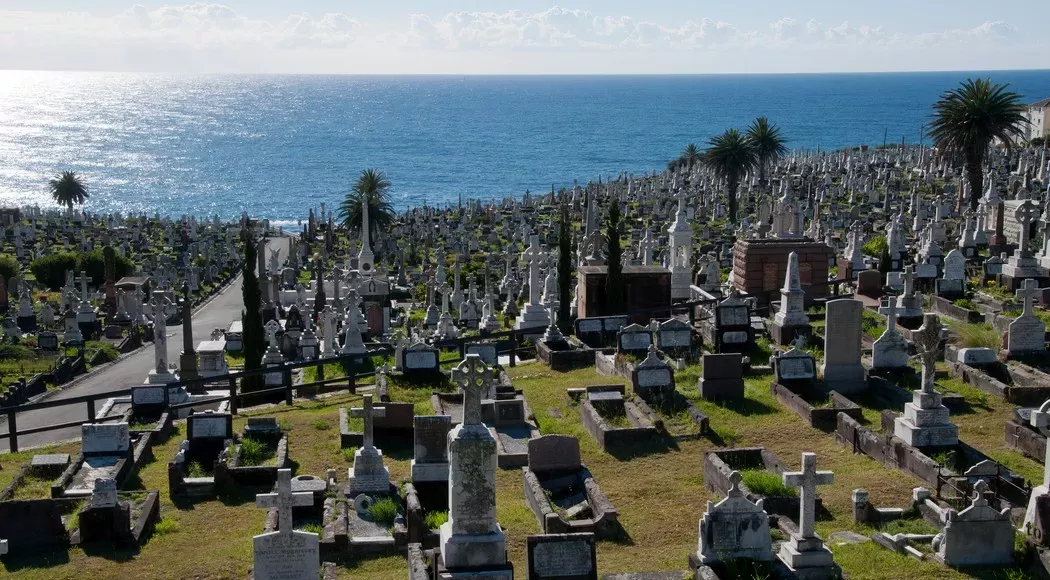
[213,417,290,489]
[689,471,774,573]
[820,299,867,394]
[168,411,234,497]
[54,423,134,499]
[770,349,862,430]
[935,481,1014,566]
[521,435,618,540]
[576,385,659,454]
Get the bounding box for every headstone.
[617,324,652,354]
[871,299,909,370]
[90,477,118,509]
[411,415,452,483]
[697,353,744,402]
[957,348,997,366]
[935,480,1014,566]
[526,533,597,580]
[893,314,958,447]
[1007,279,1046,356]
[347,394,391,494]
[777,452,840,578]
[774,348,816,384]
[695,471,774,565]
[527,435,582,474]
[82,423,130,456]
[253,469,319,580]
[820,299,867,393]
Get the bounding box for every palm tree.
[681,143,702,169]
[338,169,395,246]
[48,171,89,210]
[928,78,1028,211]
[703,129,758,225]
[746,117,788,188]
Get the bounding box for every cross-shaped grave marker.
[782,452,834,540]
[450,354,493,426]
[256,468,314,535]
[1017,278,1041,319]
[521,234,544,305]
[1014,199,1039,256]
[638,229,657,265]
[901,264,916,297]
[264,319,282,349]
[350,394,387,450]
[912,313,943,394]
[74,270,91,303]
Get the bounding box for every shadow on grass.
[0,545,71,572]
[607,436,679,461]
[79,543,139,562]
[218,485,269,507]
[712,396,777,418]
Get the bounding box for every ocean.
[1,70,1049,226]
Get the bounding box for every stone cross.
[264,320,281,348]
[901,265,916,297]
[884,295,898,333]
[522,234,544,306]
[782,452,834,539]
[350,394,387,450]
[450,354,493,426]
[1014,199,1038,255]
[1017,278,1041,318]
[74,270,91,301]
[638,230,657,266]
[912,313,942,394]
[256,468,313,536]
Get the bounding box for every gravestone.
[712,291,753,352]
[771,251,812,345]
[617,324,652,355]
[871,299,909,370]
[38,331,59,351]
[776,453,840,579]
[820,299,867,394]
[90,477,118,509]
[528,435,582,474]
[82,423,130,456]
[632,344,674,398]
[1007,279,1046,357]
[411,415,452,483]
[654,318,692,352]
[694,471,774,566]
[526,533,597,580]
[935,481,1014,566]
[253,469,319,580]
[347,394,391,494]
[697,353,744,402]
[957,348,997,366]
[465,343,499,366]
[893,314,958,447]
[774,348,816,385]
[403,342,440,374]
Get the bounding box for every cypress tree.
[605,203,624,314]
[240,228,265,391]
[558,196,573,330]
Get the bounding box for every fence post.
[284,370,294,406]
[229,377,238,415]
[87,399,96,423]
[8,411,17,453]
[509,332,517,368]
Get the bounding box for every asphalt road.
[0,236,290,452]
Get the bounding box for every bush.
[953,298,978,311]
[424,511,448,529]
[0,255,19,285]
[862,235,888,258]
[28,250,133,290]
[238,437,273,467]
[741,469,797,497]
[369,497,399,523]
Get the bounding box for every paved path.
[0,236,290,452]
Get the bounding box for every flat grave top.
[587,391,623,402]
[32,454,71,468]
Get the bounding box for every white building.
[1022,98,1050,143]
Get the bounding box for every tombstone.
[693,471,774,567]
[411,415,452,484]
[526,533,598,580]
[893,314,958,447]
[89,477,118,509]
[131,384,169,418]
[936,249,966,298]
[697,353,744,402]
[465,343,499,367]
[934,480,1014,566]
[771,251,812,345]
[957,347,997,367]
[616,323,651,355]
[253,469,319,580]
[82,422,131,456]
[871,299,910,370]
[37,330,59,352]
[820,299,867,393]
[773,347,816,386]
[347,394,391,495]
[438,352,512,576]
[1007,279,1047,357]
[632,344,674,399]
[712,291,753,352]
[654,318,692,353]
[855,269,882,299]
[402,342,439,375]
[776,453,840,579]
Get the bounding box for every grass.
[952,298,978,311]
[861,309,887,338]
[740,469,797,497]
[341,447,358,463]
[313,419,331,430]
[424,511,448,530]
[237,437,275,467]
[368,497,399,524]
[11,471,55,499]
[152,518,180,537]
[297,523,324,535]
[945,320,1001,350]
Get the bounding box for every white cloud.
[0,4,1043,73]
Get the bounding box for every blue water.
[2,70,1049,225]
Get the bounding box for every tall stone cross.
[264,320,281,349]
[884,294,898,333]
[901,265,916,297]
[1014,199,1038,255]
[522,234,544,306]
[350,394,386,450]
[74,270,91,301]
[1017,278,1041,318]
[782,452,834,540]
[255,468,313,535]
[638,230,657,266]
[451,354,494,426]
[912,313,942,394]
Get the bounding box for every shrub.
[424,511,448,529]
[741,469,797,497]
[238,437,272,467]
[369,497,399,524]
[862,235,888,258]
[0,255,19,285]
[28,250,132,290]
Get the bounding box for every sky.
[1,1,1048,74]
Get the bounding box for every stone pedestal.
[893,390,958,447]
[179,352,199,381]
[146,369,179,385]
[439,523,508,570]
[770,322,811,346]
[347,447,391,495]
[514,302,550,333]
[778,534,841,580]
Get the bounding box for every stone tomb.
[697,353,745,403]
[731,237,833,305]
[576,265,671,322]
[934,481,1013,566]
[57,423,133,498]
[703,291,754,353]
[526,532,598,580]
